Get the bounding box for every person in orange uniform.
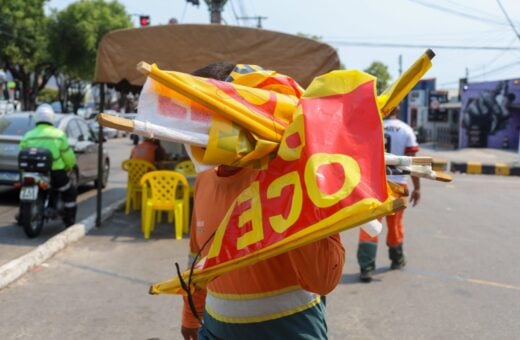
[130,137,166,165]
[180,63,345,340]
[357,106,420,283]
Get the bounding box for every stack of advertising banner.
[99,49,451,295]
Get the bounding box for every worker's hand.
[181,326,199,340]
[409,189,420,207]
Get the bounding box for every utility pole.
[208,0,227,24]
[398,54,403,75]
[238,16,268,28]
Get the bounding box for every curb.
[450,161,520,176]
[0,198,126,291]
[432,159,449,172]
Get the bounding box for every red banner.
[204,72,388,268]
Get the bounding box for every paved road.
[0,173,519,339]
[0,137,131,267]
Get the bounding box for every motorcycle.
[17,148,65,238]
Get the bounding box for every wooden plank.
[97,113,134,132]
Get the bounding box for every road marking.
[466,278,520,291]
[411,269,520,291]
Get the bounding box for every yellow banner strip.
[142,62,286,142]
[377,49,435,117]
[149,197,405,295]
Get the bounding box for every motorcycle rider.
[19,104,78,227]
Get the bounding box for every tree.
[48,0,132,112]
[0,0,53,109]
[296,32,323,41]
[364,61,391,95]
[37,88,59,103]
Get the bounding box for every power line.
[326,40,520,51]
[443,0,505,19]
[496,0,520,41]
[236,0,248,23]
[408,0,509,26]
[470,61,520,79]
[228,0,240,25]
[468,36,519,73]
[238,16,267,28]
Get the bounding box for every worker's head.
[144,137,160,145]
[34,104,56,125]
[385,106,400,119]
[192,62,235,81]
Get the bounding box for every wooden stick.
[136,61,152,74]
[433,172,452,182]
[411,157,433,166]
[384,154,432,166]
[97,113,134,132]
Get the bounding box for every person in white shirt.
[357,106,420,283]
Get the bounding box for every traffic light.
[139,15,150,26]
[187,0,200,5]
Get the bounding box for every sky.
[47,0,520,90]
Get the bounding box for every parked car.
[120,113,140,144]
[0,112,110,188]
[88,120,119,139]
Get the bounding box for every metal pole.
[96,83,105,227]
[209,0,225,24]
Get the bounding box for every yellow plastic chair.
[174,160,196,176]
[140,171,190,240]
[174,160,196,196]
[122,159,157,215]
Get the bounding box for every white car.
[88,120,119,139]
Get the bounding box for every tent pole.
[96,83,105,227]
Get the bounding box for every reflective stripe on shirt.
[205,286,320,323]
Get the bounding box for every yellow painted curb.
[432,159,448,171]
[466,162,482,174]
[495,163,510,176]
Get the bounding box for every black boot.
[360,269,373,283]
[389,244,406,270]
[63,207,77,228]
[358,242,377,283]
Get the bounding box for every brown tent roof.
[94,24,340,88]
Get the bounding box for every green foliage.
[37,88,59,103]
[0,0,49,69]
[296,32,323,41]
[48,0,132,80]
[364,61,391,95]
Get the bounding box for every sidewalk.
[417,143,520,176]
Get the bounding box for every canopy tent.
[94,24,340,89]
[93,24,341,226]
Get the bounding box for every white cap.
[35,104,55,124]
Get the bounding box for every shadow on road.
[89,209,190,243]
[0,184,102,207]
[339,268,394,285]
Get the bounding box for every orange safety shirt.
[182,167,345,333]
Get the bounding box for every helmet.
[34,104,55,124]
